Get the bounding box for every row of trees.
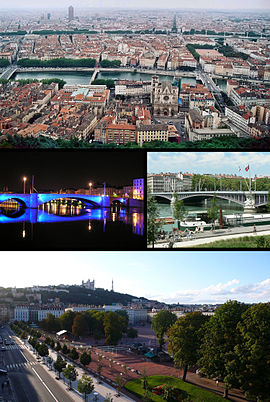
[0,59,10,67]
[40,309,137,345]
[91,79,115,88]
[152,302,270,400]
[17,58,97,68]
[3,134,270,151]
[218,44,249,61]
[99,60,121,68]
[32,30,98,35]
[192,173,270,192]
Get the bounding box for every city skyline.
[1,1,270,10]
[0,151,143,192]
[148,152,270,177]
[1,251,270,304]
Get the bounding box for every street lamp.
[23,177,27,194]
[88,182,93,195]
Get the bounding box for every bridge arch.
[39,196,100,208]
[178,193,244,207]
[153,195,172,203]
[179,193,244,206]
[0,197,27,209]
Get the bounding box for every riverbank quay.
[151,224,270,248]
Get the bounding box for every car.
[0,369,7,376]
[1,347,6,351]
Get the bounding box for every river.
[0,204,144,250]
[13,71,198,86]
[157,200,244,232]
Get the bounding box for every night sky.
[0,150,145,192]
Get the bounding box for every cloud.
[147,152,270,176]
[147,277,270,304]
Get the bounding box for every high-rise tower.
[68,5,74,21]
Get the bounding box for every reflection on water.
[0,204,144,250]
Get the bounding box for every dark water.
[0,205,144,250]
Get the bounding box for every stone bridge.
[153,190,269,208]
[0,193,143,209]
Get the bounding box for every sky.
[148,152,270,177]
[0,151,144,192]
[0,0,270,9]
[1,251,270,305]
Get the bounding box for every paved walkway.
[153,225,270,248]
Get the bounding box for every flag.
[245,165,250,172]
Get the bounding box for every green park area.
[195,235,270,248]
[125,375,224,402]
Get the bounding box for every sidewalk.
[153,225,270,248]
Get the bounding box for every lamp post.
[88,182,92,195]
[23,177,27,194]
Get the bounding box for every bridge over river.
[153,190,269,209]
[0,193,143,209]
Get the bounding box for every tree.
[109,359,114,371]
[54,354,66,379]
[61,344,69,354]
[63,364,78,390]
[147,187,161,248]
[37,343,49,360]
[126,327,138,338]
[96,363,103,377]
[104,312,124,345]
[141,369,149,391]
[115,373,125,395]
[231,303,270,401]
[167,312,208,381]
[199,300,248,398]
[55,341,61,351]
[207,194,219,229]
[72,313,89,337]
[59,310,76,332]
[68,347,79,361]
[171,194,186,230]
[77,374,94,401]
[80,352,91,367]
[151,310,177,349]
[47,356,53,370]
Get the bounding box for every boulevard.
[0,326,76,402]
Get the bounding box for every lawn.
[193,235,270,248]
[125,375,224,401]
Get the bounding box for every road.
[0,326,76,402]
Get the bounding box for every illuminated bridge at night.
[0,193,143,209]
[153,190,269,208]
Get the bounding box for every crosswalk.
[2,344,28,351]
[6,361,40,371]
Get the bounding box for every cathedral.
[151,76,179,117]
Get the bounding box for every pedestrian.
[253,224,257,234]
[216,380,219,387]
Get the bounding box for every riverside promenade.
[152,224,270,248]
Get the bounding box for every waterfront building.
[133,178,144,200]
